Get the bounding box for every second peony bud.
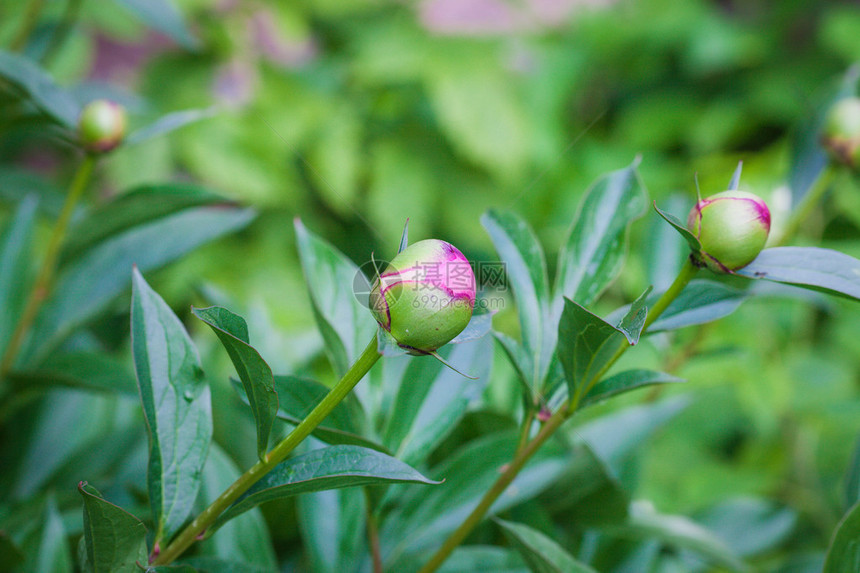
[77,99,127,153]
[370,239,476,354]
[687,190,771,273]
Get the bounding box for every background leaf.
[131,268,212,542]
[497,518,598,573]
[297,486,367,573]
[6,351,138,395]
[78,482,148,573]
[126,107,217,146]
[580,369,684,409]
[824,500,860,573]
[736,247,860,300]
[481,209,551,390]
[0,50,80,128]
[653,202,702,254]
[111,0,197,49]
[193,306,278,460]
[0,195,37,354]
[294,219,377,378]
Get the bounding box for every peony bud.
[821,97,860,169]
[687,190,771,273]
[77,99,127,153]
[370,239,476,354]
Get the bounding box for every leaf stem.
[0,154,96,377]
[775,163,836,247]
[365,489,384,573]
[153,335,381,565]
[417,258,699,573]
[10,0,46,51]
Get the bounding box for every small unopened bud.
[687,190,770,273]
[821,97,860,169]
[77,99,127,153]
[370,239,476,354]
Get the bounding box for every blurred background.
[3,0,860,568]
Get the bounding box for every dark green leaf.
[382,336,493,466]
[193,306,278,460]
[555,158,647,309]
[0,532,24,572]
[0,195,37,354]
[198,445,276,569]
[824,501,860,573]
[131,269,212,542]
[653,201,701,254]
[213,445,439,530]
[580,369,684,409]
[126,107,217,145]
[294,219,377,377]
[736,247,860,301]
[481,209,551,390]
[497,519,598,573]
[233,375,388,453]
[24,204,254,365]
[60,183,231,264]
[619,501,747,572]
[6,352,138,395]
[0,50,80,127]
[112,0,197,49]
[78,482,148,573]
[557,292,648,401]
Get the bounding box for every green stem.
[417,259,699,573]
[10,0,46,51]
[775,163,836,247]
[0,154,96,378]
[153,336,381,566]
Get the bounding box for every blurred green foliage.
[4,0,860,571]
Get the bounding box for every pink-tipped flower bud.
[370,239,476,354]
[77,99,127,153]
[687,190,771,273]
[821,97,860,169]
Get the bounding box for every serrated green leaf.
[78,482,148,573]
[193,306,277,460]
[496,519,598,573]
[481,209,551,391]
[824,500,860,573]
[0,50,80,127]
[580,369,684,409]
[131,269,212,543]
[6,351,138,395]
[0,195,37,355]
[653,201,701,254]
[736,247,860,301]
[112,0,197,49]
[126,107,217,146]
[294,219,377,377]
[554,158,647,310]
[212,445,439,531]
[382,336,492,466]
[24,204,254,365]
[233,375,388,453]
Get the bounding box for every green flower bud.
[77,99,127,153]
[687,190,771,273]
[370,239,476,354]
[821,97,860,169]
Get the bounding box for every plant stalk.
[0,154,96,377]
[153,336,381,565]
[417,259,699,573]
